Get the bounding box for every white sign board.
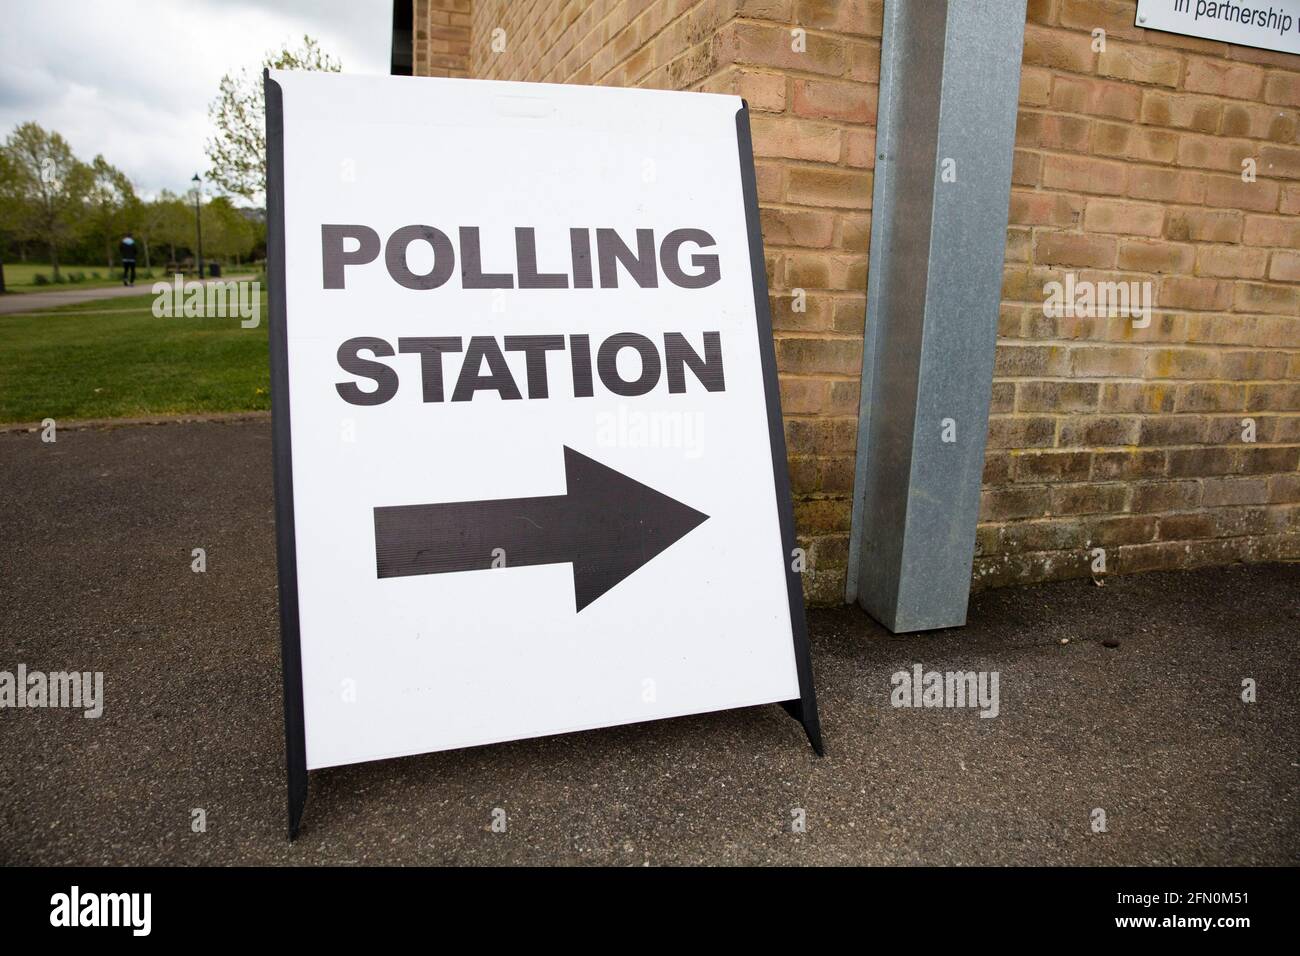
[1136,0,1300,54]
[264,71,820,831]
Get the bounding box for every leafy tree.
[228,205,256,264]
[133,192,182,270]
[0,148,21,291]
[86,154,136,269]
[203,195,255,264]
[235,210,267,263]
[148,190,195,268]
[2,122,91,280]
[205,35,340,200]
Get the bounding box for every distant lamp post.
[192,173,204,279]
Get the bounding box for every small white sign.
[266,71,818,781]
[1136,0,1300,54]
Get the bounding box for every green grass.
[1,262,153,293]
[0,292,270,423]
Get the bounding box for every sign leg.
[287,761,308,841]
[781,698,823,756]
[737,103,826,759]
[266,70,310,840]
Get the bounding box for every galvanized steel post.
[846,0,1029,632]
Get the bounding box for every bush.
[32,273,50,285]
[91,271,101,279]
[69,272,86,283]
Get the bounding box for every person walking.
[120,233,138,286]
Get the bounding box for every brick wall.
[468,0,735,87]
[413,0,472,78]
[982,0,1300,589]
[412,0,1299,603]
[705,2,881,603]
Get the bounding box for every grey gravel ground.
[0,420,1296,865]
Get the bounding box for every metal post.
[846,0,1028,632]
[192,172,204,279]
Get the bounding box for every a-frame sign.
[265,70,821,837]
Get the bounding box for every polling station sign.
[265,70,821,836]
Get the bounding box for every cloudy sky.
[0,0,393,201]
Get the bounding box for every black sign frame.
[264,72,822,840]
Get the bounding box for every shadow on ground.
[1,421,1296,864]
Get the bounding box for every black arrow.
[374,446,709,611]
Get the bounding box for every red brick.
[1176,134,1258,174]
[1127,167,1205,204]
[1269,251,1300,282]
[1010,188,1085,226]
[1051,75,1142,120]
[760,206,837,248]
[1220,102,1299,142]
[1017,110,1092,150]
[1243,215,1300,247]
[1021,66,1052,106]
[1023,25,1097,73]
[1260,144,1300,180]
[1158,276,1233,311]
[1235,282,1300,316]
[750,115,841,163]
[1097,43,1181,87]
[1264,71,1300,106]
[1042,154,1127,194]
[1203,175,1281,213]
[1092,122,1178,163]
[794,0,882,37]
[1117,240,1194,274]
[791,77,876,124]
[1194,245,1268,280]
[721,20,847,76]
[1034,231,1117,268]
[1059,0,1145,40]
[1140,90,1221,132]
[785,168,872,209]
[1183,57,1266,100]
[1164,208,1243,243]
[1084,199,1165,237]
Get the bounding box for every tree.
[134,192,183,271]
[2,123,91,280]
[86,155,136,269]
[148,191,194,269]
[0,148,21,292]
[203,195,255,264]
[205,35,340,200]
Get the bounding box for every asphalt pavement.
[0,276,255,315]
[0,419,1296,865]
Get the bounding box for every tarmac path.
[0,276,255,315]
[0,420,1296,864]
